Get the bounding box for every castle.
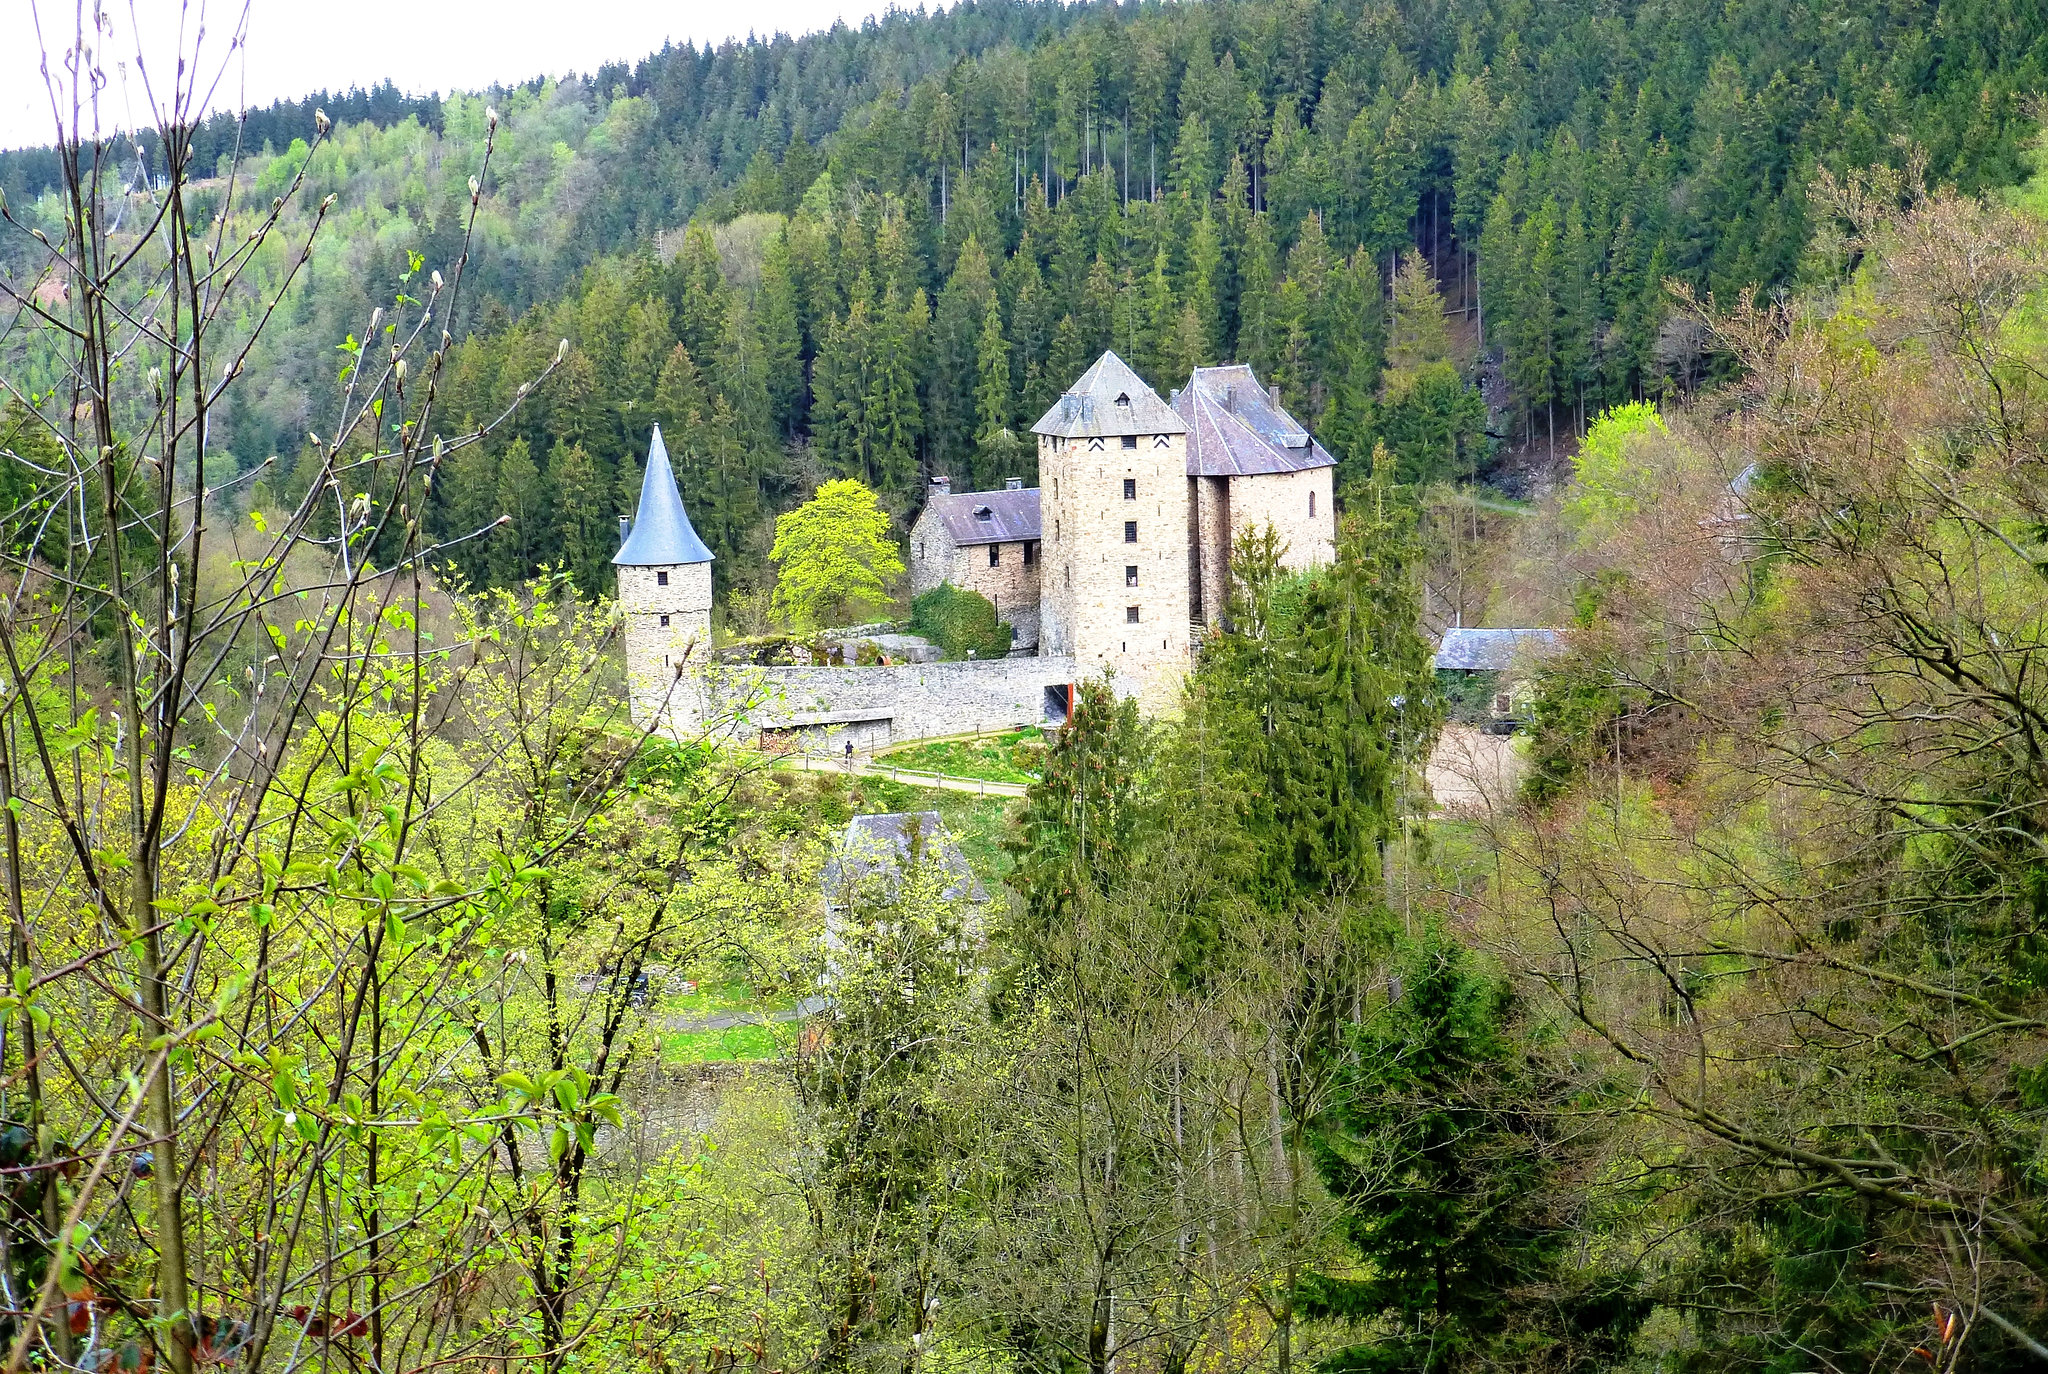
[616,352,1336,745]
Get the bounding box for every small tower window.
[1123,478,1136,499]
[1124,521,1138,543]
[657,570,669,587]
[660,614,671,627]
[989,544,1001,567]
[1127,605,1141,623]
[1121,435,1137,449]
[1310,490,1317,517]
[1125,565,1138,587]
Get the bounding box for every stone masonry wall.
[619,562,713,732]
[1189,474,1232,629]
[908,510,1042,650]
[1041,432,1192,714]
[1228,467,1336,572]
[693,656,1080,751]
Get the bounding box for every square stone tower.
[1032,351,1192,713]
[614,424,715,735]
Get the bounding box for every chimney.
[1169,387,1181,406]
[1005,477,1023,490]
[930,475,952,496]
[618,515,631,545]
[1269,383,1282,409]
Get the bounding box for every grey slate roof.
[1175,365,1337,477]
[925,486,1042,546]
[1433,628,1563,672]
[1031,350,1188,439]
[614,425,714,566]
[822,812,986,909]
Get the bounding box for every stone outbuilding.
[907,477,1042,650]
[1432,627,1563,729]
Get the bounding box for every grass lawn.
[661,1021,790,1064]
[875,729,1045,785]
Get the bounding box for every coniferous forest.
[8,0,2046,596]
[8,3,2048,1374]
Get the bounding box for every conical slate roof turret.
[614,425,714,566]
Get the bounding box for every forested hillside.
[8,0,2046,600]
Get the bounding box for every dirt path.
[1426,724,1528,816]
[772,751,1030,799]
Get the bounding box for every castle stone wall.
[1228,467,1335,572]
[695,656,1080,751]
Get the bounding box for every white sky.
[2,0,925,150]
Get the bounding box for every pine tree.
[758,234,807,438]
[488,437,545,588]
[972,296,1026,486]
[547,441,615,595]
[1003,677,1145,969]
[428,434,492,588]
[669,222,729,359]
[1301,922,1645,1373]
[711,298,774,448]
[930,236,996,482]
[1381,251,1485,485]
[1237,211,1280,376]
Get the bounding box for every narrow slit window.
[1024,542,1037,566]
[1309,490,1317,517]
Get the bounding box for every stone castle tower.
[614,424,715,733]
[1032,351,1192,713]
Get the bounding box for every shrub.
[909,583,1013,661]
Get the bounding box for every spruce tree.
[488,437,545,589]
[547,441,614,595]
[1004,677,1145,969]
[1301,923,1645,1374]
[1237,212,1280,378]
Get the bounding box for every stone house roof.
[1031,350,1188,439]
[1174,365,1338,477]
[615,425,714,565]
[1433,628,1563,672]
[821,812,986,909]
[922,486,1042,546]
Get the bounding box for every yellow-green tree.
[768,478,904,627]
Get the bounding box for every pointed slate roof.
[1031,350,1188,439]
[614,425,714,566]
[1175,364,1337,477]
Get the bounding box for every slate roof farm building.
[822,812,987,914]
[1433,628,1564,729]
[1432,628,1563,671]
